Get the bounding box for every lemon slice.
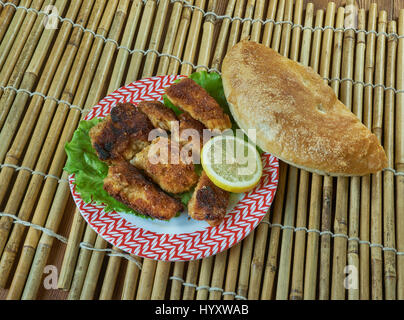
[201,135,263,193]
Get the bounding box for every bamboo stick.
[0,0,32,69]
[275,166,298,300]
[288,0,312,301]
[141,0,170,78]
[121,255,142,299]
[317,2,336,300]
[0,0,19,43]
[182,261,199,300]
[68,225,98,300]
[239,0,255,41]
[261,0,279,47]
[180,0,207,75]
[226,0,245,52]
[0,0,47,111]
[167,0,194,75]
[360,3,378,300]
[270,0,285,52]
[383,20,398,301]
[0,0,88,290]
[250,0,265,42]
[347,8,366,301]
[210,0,236,70]
[370,10,387,300]
[169,262,184,300]
[156,0,184,75]
[149,261,171,300]
[397,9,404,301]
[330,7,348,301]
[79,235,110,300]
[125,0,157,83]
[302,5,324,301]
[196,256,214,300]
[260,162,288,299]
[208,252,227,300]
[98,250,122,299]
[56,0,109,292]
[57,206,87,290]
[108,0,143,92]
[136,259,157,300]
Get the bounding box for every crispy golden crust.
[90,103,154,162]
[165,78,232,131]
[137,100,178,132]
[104,162,184,220]
[188,172,230,226]
[131,137,199,194]
[222,41,388,176]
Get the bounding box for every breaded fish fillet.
[188,171,230,226]
[90,103,154,162]
[131,137,199,194]
[104,161,184,220]
[137,100,178,132]
[165,78,232,131]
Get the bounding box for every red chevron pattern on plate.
[68,75,279,261]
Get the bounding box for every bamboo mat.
[0,0,403,300]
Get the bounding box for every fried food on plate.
[131,137,199,194]
[222,40,387,176]
[137,100,178,132]
[165,78,232,131]
[90,103,154,162]
[188,171,230,226]
[104,161,184,220]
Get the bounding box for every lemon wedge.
[201,135,263,193]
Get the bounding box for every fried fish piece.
[137,100,178,132]
[104,161,184,220]
[165,78,232,131]
[188,171,230,226]
[131,137,199,194]
[90,103,154,162]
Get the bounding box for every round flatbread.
[222,40,387,176]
